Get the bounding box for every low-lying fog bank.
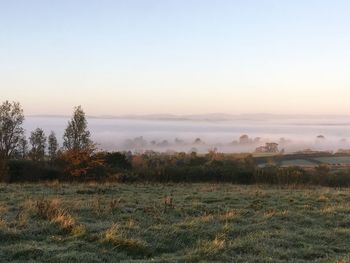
[24,116,350,153]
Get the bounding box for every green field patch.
[280,159,317,167]
[314,156,350,165]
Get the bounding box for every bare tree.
[63,106,92,151]
[0,101,25,158]
[29,128,47,161]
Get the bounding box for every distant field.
[256,155,350,168]
[280,159,317,167]
[252,152,280,158]
[315,156,350,165]
[1,183,350,262]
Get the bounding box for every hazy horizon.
[25,113,350,119]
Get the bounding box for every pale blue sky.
[1,0,350,115]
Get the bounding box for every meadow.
[0,183,349,262]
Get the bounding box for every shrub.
[0,157,9,182]
[7,160,62,182]
[60,148,106,179]
[324,171,350,187]
[104,152,132,171]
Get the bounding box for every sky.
[1,0,350,116]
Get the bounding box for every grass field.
[0,183,350,262]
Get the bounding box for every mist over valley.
[24,115,350,154]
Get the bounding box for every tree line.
[1,100,350,186]
[0,101,92,161]
[0,101,107,181]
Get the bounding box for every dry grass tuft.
[71,224,87,237]
[335,259,350,263]
[318,194,329,202]
[0,203,8,214]
[109,199,118,212]
[91,197,104,215]
[198,184,220,193]
[15,199,36,227]
[0,218,7,228]
[264,209,289,219]
[102,224,149,255]
[126,219,138,229]
[220,209,240,221]
[197,234,227,257]
[35,198,76,230]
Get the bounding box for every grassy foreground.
[0,183,349,262]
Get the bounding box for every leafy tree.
[63,106,92,151]
[29,128,47,161]
[0,101,24,181]
[61,106,100,177]
[0,101,25,158]
[48,131,59,160]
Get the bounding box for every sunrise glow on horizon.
[1,0,350,116]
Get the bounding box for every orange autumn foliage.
[61,147,105,177]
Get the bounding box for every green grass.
[0,183,350,262]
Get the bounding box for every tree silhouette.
[48,131,59,160]
[63,106,92,151]
[29,128,47,161]
[0,101,25,158]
